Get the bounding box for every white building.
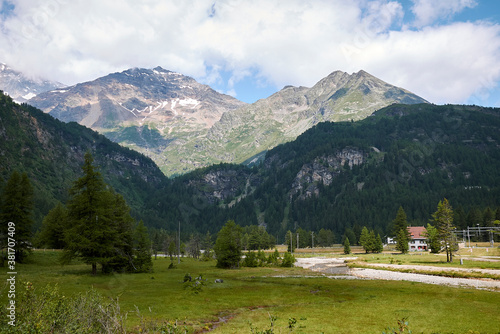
[386,226,428,251]
[408,226,427,251]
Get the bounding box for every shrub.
[0,282,125,334]
[281,252,295,267]
[243,251,258,267]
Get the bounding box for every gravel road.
[295,257,500,291]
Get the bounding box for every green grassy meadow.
[2,250,500,333]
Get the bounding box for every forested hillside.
[149,104,500,242]
[257,104,500,240]
[0,91,167,228]
[2,91,499,242]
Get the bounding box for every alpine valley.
[28,67,427,176]
[1,87,499,240]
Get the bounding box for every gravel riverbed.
[295,257,500,291]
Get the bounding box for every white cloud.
[0,0,499,106]
[411,0,478,27]
[355,22,500,104]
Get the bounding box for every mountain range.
[1,89,498,240]
[27,66,427,176]
[0,63,65,103]
[156,103,500,241]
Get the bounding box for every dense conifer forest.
[1,91,499,244]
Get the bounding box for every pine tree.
[133,220,152,272]
[281,251,295,267]
[214,220,243,269]
[39,202,68,249]
[423,223,440,253]
[359,227,371,253]
[343,236,351,254]
[0,171,34,262]
[392,206,408,237]
[368,230,378,253]
[483,207,494,227]
[393,207,409,254]
[395,228,409,254]
[63,152,132,275]
[432,198,456,262]
[106,192,135,273]
[374,233,384,253]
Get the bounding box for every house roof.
[408,226,426,240]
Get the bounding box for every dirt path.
[295,257,500,291]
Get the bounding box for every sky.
[1,0,500,106]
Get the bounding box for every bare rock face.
[185,168,259,205]
[291,148,365,199]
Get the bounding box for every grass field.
[1,250,500,333]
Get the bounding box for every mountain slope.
[204,70,427,165]
[29,66,246,175]
[0,91,167,228]
[29,68,427,176]
[0,63,65,103]
[148,104,500,241]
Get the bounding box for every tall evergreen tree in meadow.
[395,229,409,254]
[0,171,34,262]
[106,191,135,273]
[38,202,68,249]
[393,207,409,254]
[343,236,351,254]
[133,220,152,272]
[214,220,242,268]
[374,233,384,253]
[359,227,372,253]
[423,223,440,253]
[63,152,132,275]
[432,198,457,262]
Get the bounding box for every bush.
[243,251,258,267]
[183,274,206,294]
[267,249,281,266]
[0,282,125,334]
[281,252,295,267]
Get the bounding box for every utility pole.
[468,226,471,248]
[290,231,293,253]
[311,231,314,256]
[297,233,299,250]
[178,221,181,264]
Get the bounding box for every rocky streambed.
[294,257,500,291]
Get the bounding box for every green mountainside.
[149,104,500,241]
[2,91,499,241]
[0,91,167,228]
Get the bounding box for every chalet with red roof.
[386,226,428,251]
[408,226,427,251]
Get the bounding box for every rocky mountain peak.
[28,67,427,176]
[202,69,427,177]
[0,63,65,103]
[29,66,246,130]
